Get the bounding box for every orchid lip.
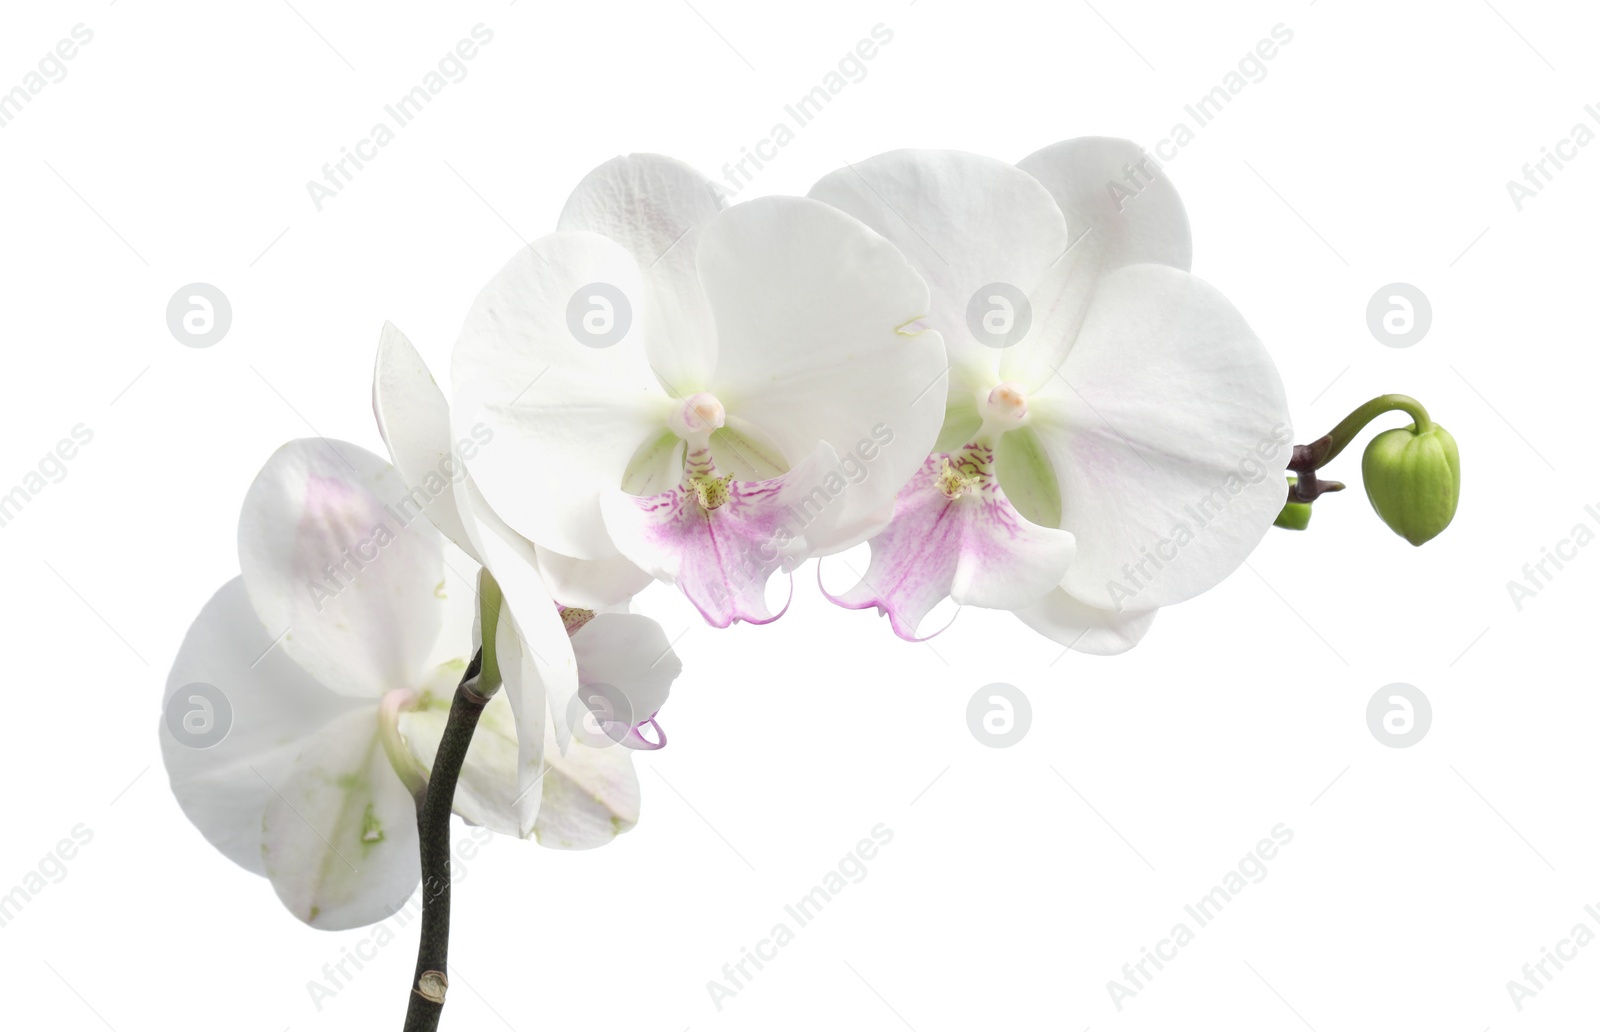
[936,455,983,500]
[559,605,597,636]
[600,442,838,629]
[821,442,1075,640]
[622,715,667,751]
[818,558,962,642]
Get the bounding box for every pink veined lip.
[612,444,836,628]
[822,446,1068,640]
[622,716,666,751]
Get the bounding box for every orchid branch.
[1278,394,1460,544]
[1287,393,1434,494]
[402,648,490,1032]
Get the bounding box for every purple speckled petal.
[824,446,1076,640]
[601,443,842,627]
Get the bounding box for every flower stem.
[402,650,489,1032]
[1290,394,1433,473]
[1284,394,1433,505]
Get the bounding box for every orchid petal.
[1015,588,1158,656]
[400,683,642,850]
[809,150,1068,399]
[533,544,652,609]
[491,597,549,836]
[397,623,543,838]
[697,196,947,553]
[993,425,1063,530]
[558,153,725,391]
[710,418,789,481]
[1026,263,1292,611]
[452,231,671,560]
[161,578,365,876]
[621,430,688,496]
[399,610,667,842]
[600,443,842,627]
[933,401,985,456]
[1002,137,1196,388]
[397,690,519,838]
[237,439,445,699]
[534,723,641,849]
[415,543,481,677]
[372,322,481,563]
[570,612,682,732]
[824,449,1075,639]
[260,706,420,930]
[1016,136,1192,275]
[448,472,583,754]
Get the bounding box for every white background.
[1,0,1595,1029]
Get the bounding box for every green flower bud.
[1275,494,1313,531]
[1361,423,1460,546]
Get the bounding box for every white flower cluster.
[161,139,1290,930]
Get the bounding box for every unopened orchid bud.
[1361,423,1460,546]
[1275,485,1313,531]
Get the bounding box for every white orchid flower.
[375,322,676,753]
[374,321,651,611]
[809,140,1292,654]
[450,154,948,628]
[161,437,681,931]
